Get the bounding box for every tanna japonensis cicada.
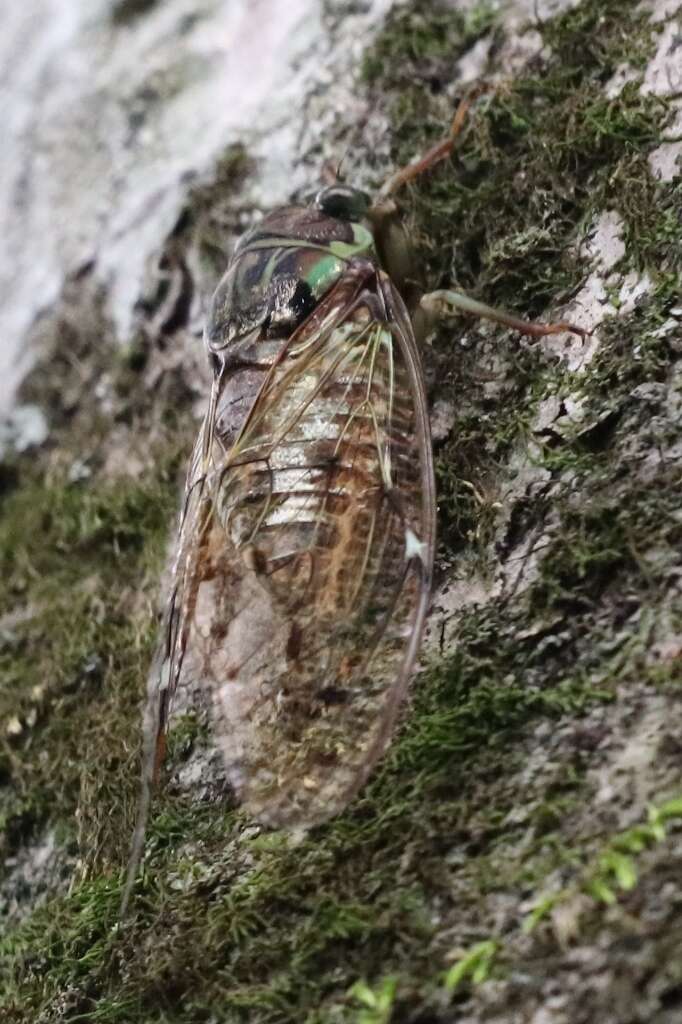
[123,100,587,910]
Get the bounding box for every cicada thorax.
[202,204,375,448]
[208,204,376,350]
[166,196,435,826]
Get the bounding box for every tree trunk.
[1,1,681,1021]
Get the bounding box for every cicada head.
[313,184,371,222]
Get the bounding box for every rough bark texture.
[1,1,681,1022]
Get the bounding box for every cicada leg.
[372,86,588,342]
[420,289,590,341]
[377,83,489,199]
[370,85,493,308]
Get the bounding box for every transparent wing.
[157,262,434,830]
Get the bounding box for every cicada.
[122,96,586,911]
[154,193,437,828]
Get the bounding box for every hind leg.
[421,289,589,341]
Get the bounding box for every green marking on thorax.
[245,223,375,262]
[306,224,375,294]
[329,222,376,260]
[305,254,345,297]
[245,221,376,298]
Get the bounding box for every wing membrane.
[155,263,434,826]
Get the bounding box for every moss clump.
[0,464,178,876]
[531,460,682,617]
[362,1,497,89]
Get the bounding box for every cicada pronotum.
[122,95,586,912]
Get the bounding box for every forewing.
[163,265,434,826]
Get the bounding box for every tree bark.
[1,1,681,1021]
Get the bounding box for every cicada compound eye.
[314,184,370,222]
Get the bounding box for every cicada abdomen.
[159,192,436,827]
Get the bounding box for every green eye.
[315,185,370,221]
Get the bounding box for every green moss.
[364,1,663,301]
[0,464,178,873]
[524,796,682,930]
[165,712,207,762]
[362,1,497,86]
[531,466,682,612]
[349,975,397,1023]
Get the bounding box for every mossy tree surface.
[2,1,682,1021]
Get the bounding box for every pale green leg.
[421,289,589,341]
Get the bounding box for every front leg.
[420,289,589,341]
